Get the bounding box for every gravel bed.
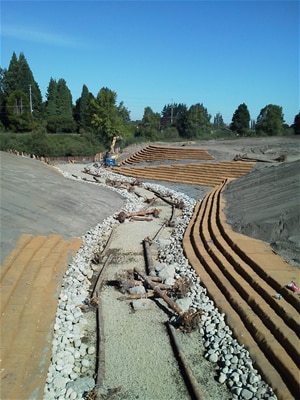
[43,164,277,400]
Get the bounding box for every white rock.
[87,346,96,355]
[218,373,227,384]
[129,285,146,295]
[208,353,218,363]
[81,359,90,368]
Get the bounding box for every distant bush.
[0,131,104,157]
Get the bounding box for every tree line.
[0,52,299,156]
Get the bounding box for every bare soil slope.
[223,160,300,266]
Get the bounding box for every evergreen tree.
[172,104,188,137]
[5,52,19,94]
[161,103,175,127]
[56,79,73,119]
[45,78,75,132]
[0,68,7,128]
[6,90,33,131]
[79,84,90,131]
[292,112,300,135]
[5,52,43,120]
[184,103,211,139]
[213,112,225,130]
[161,103,188,130]
[45,78,58,118]
[255,104,284,136]
[230,103,250,135]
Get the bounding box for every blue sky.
[1,0,299,124]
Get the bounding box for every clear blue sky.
[1,0,299,124]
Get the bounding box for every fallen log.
[168,204,176,227]
[91,253,113,299]
[100,229,115,259]
[96,292,105,387]
[147,188,184,209]
[116,208,161,223]
[143,237,156,276]
[130,216,153,222]
[167,323,204,400]
[134,268,183,316]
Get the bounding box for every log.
[147,188,184,209]
[168,204,176,227]
[92,253,113,298]
[100,229,115,259]
[130,216,153,222]
[126,208,161,218]
[167,323,204,400]
[152,222,167,240]
[143,238,156,276]
[116,208,161,223]
[96,293,105,387]
[134,268,183,316]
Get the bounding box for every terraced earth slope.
[1,234,82,400]
[113,160,255,187]
[120,144,214,164]
[114,145,255,187]
[183,180,299,400]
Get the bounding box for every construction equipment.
[105,135,123,166]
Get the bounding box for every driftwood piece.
[147,188,184,209]
[167,323,204,400]
[116,208,161,223]
[116,269,164,294]
[134,268,183,316]
[143,237,156,276]
[130,216,153,222]
[168,204,176,227]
